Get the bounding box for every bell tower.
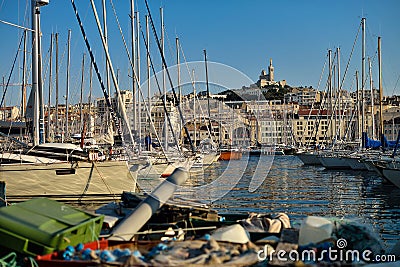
[268,58,274,81]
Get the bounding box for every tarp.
[362,132,398,149]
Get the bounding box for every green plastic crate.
[0,198,104,256]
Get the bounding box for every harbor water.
[181,155,400,252]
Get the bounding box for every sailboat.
[0,1,138,199]
[128,6,200,187]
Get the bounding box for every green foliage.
[262,86,291,101]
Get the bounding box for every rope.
[70,0,124,145]
[0,33,24,107]
[27,257,38,267]
[0,252,17,267]
[144,0,196,154]
[0,196,9,206]
[93,163,119,202]
[78,162,95,202]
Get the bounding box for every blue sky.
[0,0,399,106]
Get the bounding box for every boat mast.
[55,32,59,140]
[328,49,333,144]
[336,47,342,141]
[79,53,85,133]
[144,0,195,153]
[378,36,384,149]
[130,0,137,138]
[361,17,366,147]
[88,61,93,136]
[192,69,197,147]
[146,15,151,136]
[70,0,125,147]
[204,49,213,143]
[176,37,182,137]
[160,7,168,151]
[1,76,4,108]
[21,30,27,119]
[356,70,361,144]
[47,33,53,141]
[89,0,135,145]
[368,57,375,140]
[65,29,71,140]
[31,0,40,145]
[37,4,45,144]
[136,11,141,147]
[102,0,112,142]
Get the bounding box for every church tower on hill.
[256,58,286,88]
[268,58,274,81]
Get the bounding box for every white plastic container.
[298,216,333,245]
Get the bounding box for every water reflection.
[198,155,400,251]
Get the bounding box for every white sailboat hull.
[0,160,136,196]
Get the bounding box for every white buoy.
[109,167,188,241]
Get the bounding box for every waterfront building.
[380,105,400,141]
[0,106,20,121]
[245,100,296,146]
[147,99,179,147]
[284,87,322,107]
[291,108,350,146]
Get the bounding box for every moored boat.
[219,146,242,160]
[318,152,351,170]
[295,150,322,165]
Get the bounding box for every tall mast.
[356,71,361,143]
[90,0,135,145]
[88,61,93,135]
[336,47,341,140]
[176,37,181,136]
[102,0,110,97]
[130,0,136,136]
[37,5,45,143]
[192,69,197,147]
[47,33,53,141]
[55,32,59,139]
[361,17,366,143]
[146,15,151,135]
[21,30,27,119]
[65,29,71,139]
[1,76,4,108]
[160,7,168,151]
[378,37,384,148]
[368,57,375,140]
[328,49,333,142]
[31,0,40,145]
[102,0,111,141]
[135,11,141,145]
[79,53,85,132]
[144,0,195,153]
[204,49,213,142]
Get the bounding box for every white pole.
[146,15,151,137]
[65,29,71,139]
[109,167,189,241]
[160,7,168,151]
[31,0,39,145]
[90,0,134,145]
[130,0,136,135]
